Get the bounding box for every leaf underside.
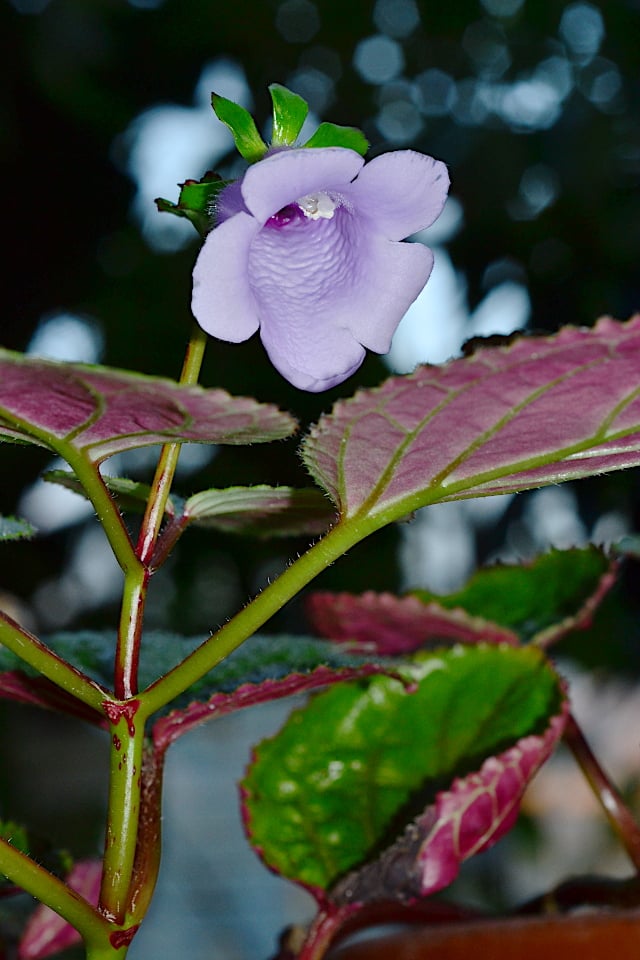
[0,350,296,463]
[302,317,640,522]
[242,644,565,896]
[0,632,396,735]
[307,546,616,652]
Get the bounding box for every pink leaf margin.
[306,591,519,654]
[152,663,400,754]
[330,695,570,906]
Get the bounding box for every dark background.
[1,0,640,956]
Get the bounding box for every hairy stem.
[136,324,208,566]
[114,566,149,700]
[62,450,138,574]
[564,711,640,872]
[0,610,107,710]
[138,516,368,718]
[0,838,110,944]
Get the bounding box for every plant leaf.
[43,470,170,516]
[184,485,335,537]
[303,122,369,156]
[0,631,395,734]
[211,92,267,163]
[0,671,105,726]
[0,350,296,463]
[330,702,568,905]
[302,317,640,523]
[269,83,309,146]
[412,546,618,645]
[306,590,519,653]
[242,644,566,894]
[0,515,36,541]
[43,473,334,538]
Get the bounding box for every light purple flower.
[191,147,449,391]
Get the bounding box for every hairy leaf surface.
[242,645,565,894]
[302,318,640,521]
[0,632,394,733]
[308,547,616,650]
[307,590,518,653]
[0,350,296,463]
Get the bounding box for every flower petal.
[260,309,366,392]
[192,212,261,343]
[345,235,434,353]
[346,150,450,240]
[241,147,364,224]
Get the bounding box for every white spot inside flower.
[297,191,336,220]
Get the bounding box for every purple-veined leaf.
[18,860,102,960]
[242,644,566,897]
[152,661,397,754]
[307,546,618,652]
[0,350,296,463]
[331,703,568,905]
[302,317,640,521]
[306,590,518,654]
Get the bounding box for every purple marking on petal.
[241,147,364,224]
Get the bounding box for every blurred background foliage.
[1,0,640,955]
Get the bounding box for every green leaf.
[0,515,36,541]
[184,485,335,536]
[303,122,369,156]
[269,83,309,146]
[0,631,388,717]
[211,93,267,163]
[242,644,564,890]
[412,547,615,643]
[156,173,232,237]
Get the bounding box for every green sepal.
[303,122,369,156]
[269,83,309,146]
[155,173,232,237]
[211,92,268,163]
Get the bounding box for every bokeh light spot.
[353,34,404,85]
[275,0,320,43]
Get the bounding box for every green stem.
[564,712,640,872]
[61,449,138,575]
[138,516,369,718]
[99,325,206,927]
[0,609,107,710]
[114,566,149,700]
[0,837,110,945]
[100,707,146,923]
[136,324,208,566]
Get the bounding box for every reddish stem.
[564,711,640,872]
